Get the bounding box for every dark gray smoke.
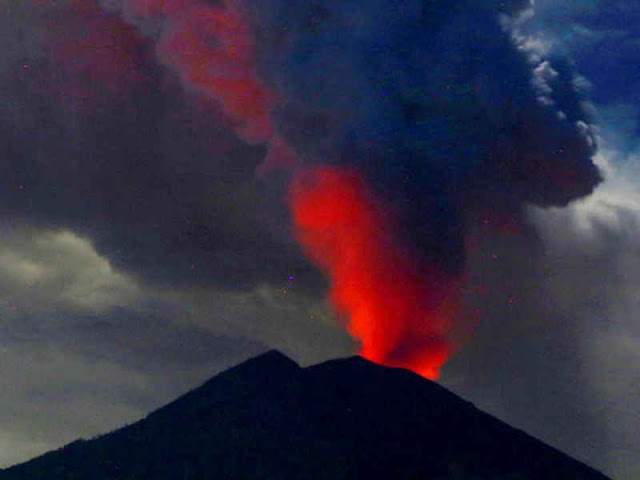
[241,0,601,274]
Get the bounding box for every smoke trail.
[96,0,275,144]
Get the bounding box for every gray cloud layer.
[0,226,351,467]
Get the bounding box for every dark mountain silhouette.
[0,350,611,479]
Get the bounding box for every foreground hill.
[0,350,611,479]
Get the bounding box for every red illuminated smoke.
[123,0,274,142]
[81,0,458,378]
[290,166,458,379]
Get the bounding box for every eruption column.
[92,0,461,379]
[290,166,458,379]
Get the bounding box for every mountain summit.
[0,351,611,479]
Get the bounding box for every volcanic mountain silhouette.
[0,351,610,479]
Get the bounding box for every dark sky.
[0,1,638,478]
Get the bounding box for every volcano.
[0,351,610,479]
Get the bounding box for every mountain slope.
[0,350,611,479]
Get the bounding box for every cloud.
[0,343,156,467]
[0,433,52,472]
[1,0,600,288]
[240,0,600,278]
[0,226,352,467]
[161,283,355,366]
[529,1,640,116]
[0,0,317,291]
[439,3,640,473]
[533,178,640,479]
[0,225,351,372]
[439,151,640,478]
[0,228,140,314]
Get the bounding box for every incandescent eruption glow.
[30,0,603,383]
[81,0,481,379]
[290,166,459,379]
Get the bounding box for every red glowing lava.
[290,166,459,379]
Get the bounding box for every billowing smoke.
[94,0,298,174]
[96,0,274,143]
[243,0,600,375]
[290,166,456,378]
[240,0,601,262]
[69,0,601,378]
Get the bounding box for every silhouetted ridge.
[146,349,300,423]
[307,355,472,420]
[0,350,611,479]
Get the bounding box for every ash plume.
[241,0,601,273]
[21,0,602,378]
[234,0,600,373]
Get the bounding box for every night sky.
[1,1,638,478]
